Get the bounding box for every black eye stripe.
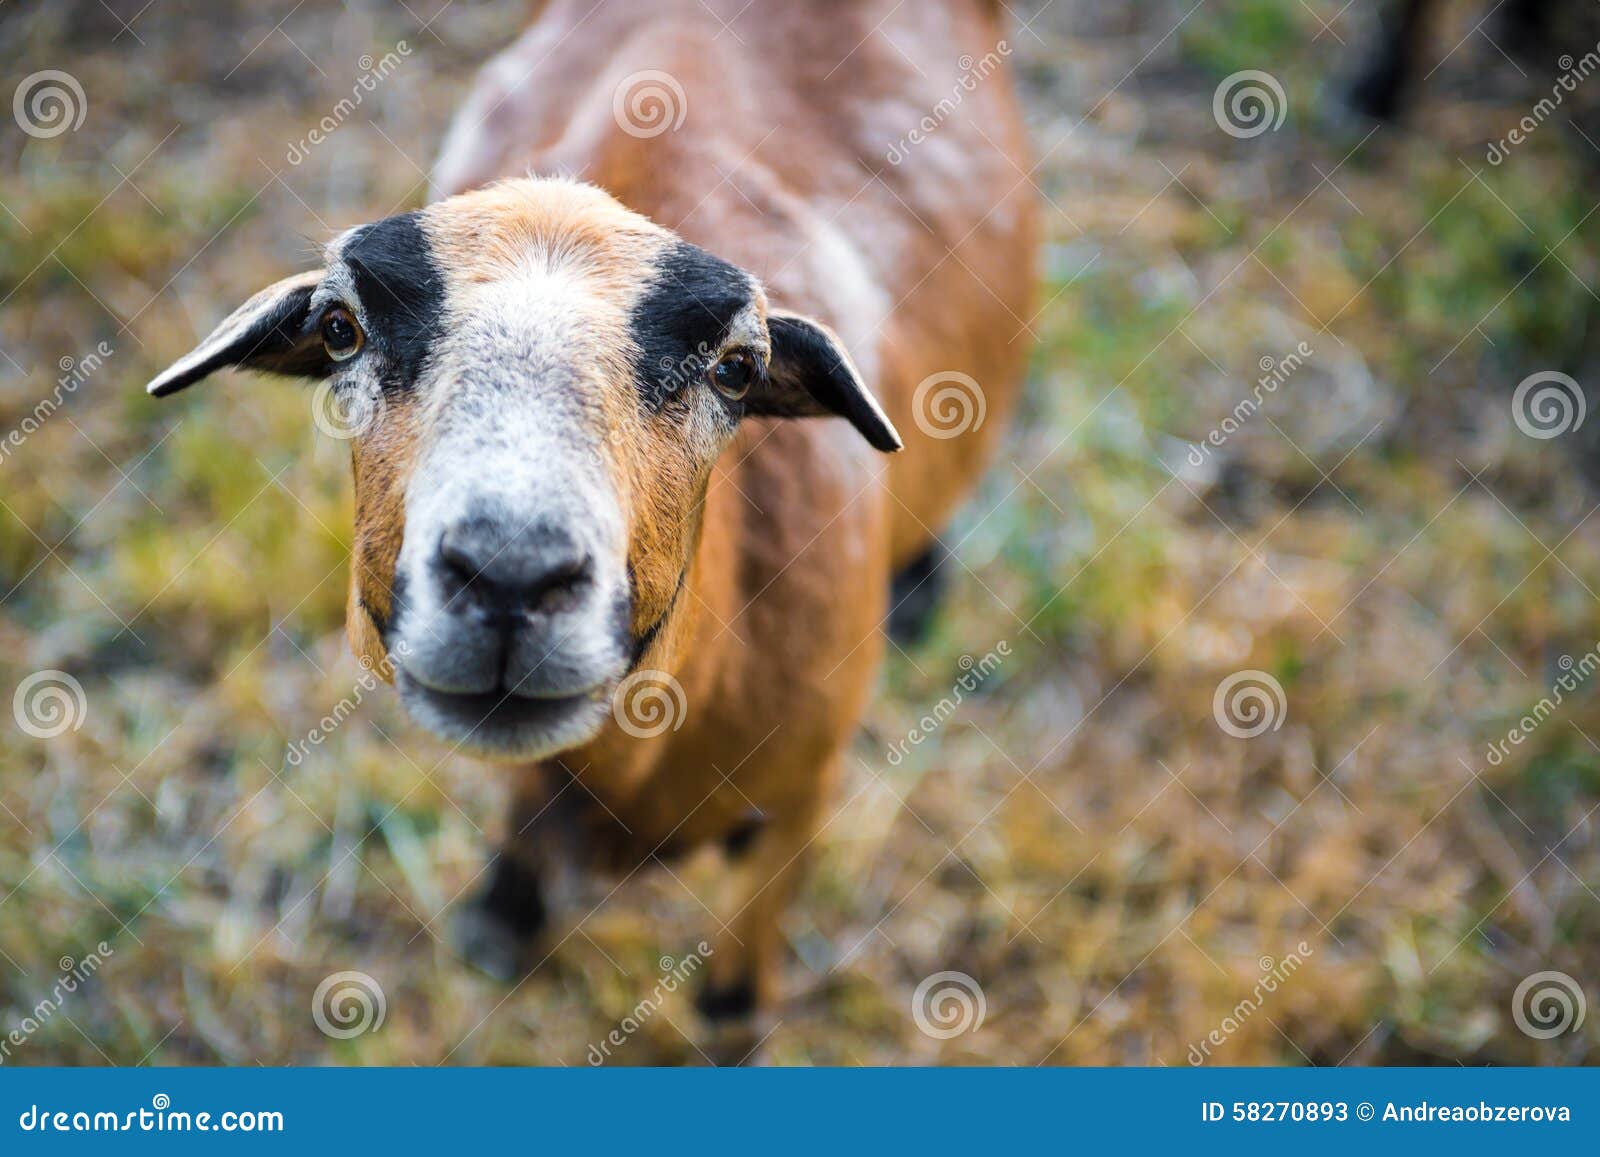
[630,240,755,412]
[339,212,445,389]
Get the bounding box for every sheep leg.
[887,541,949,644]
[695,775,833,1062]
[450,765,580,981]
[1343,0,1438,122]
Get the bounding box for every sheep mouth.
[396,676,610,760]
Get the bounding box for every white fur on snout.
[390,267,633,751]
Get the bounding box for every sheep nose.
[437,514,594,619]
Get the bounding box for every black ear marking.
[748,311,903,453]
[146,270,328,397]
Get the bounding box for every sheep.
[145,0,1037,1049]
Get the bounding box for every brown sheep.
[146,0,1038,1048]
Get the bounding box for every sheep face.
[146,178,899,760]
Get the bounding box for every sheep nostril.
[522,552,593,615]
[436,519,593,619]
[438,537,480,589]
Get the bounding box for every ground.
[1,0,1598,1065]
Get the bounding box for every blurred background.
[2,0,1599,1065]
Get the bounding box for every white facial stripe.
[308,266,358,315]
[724,299,770,361]
[392,258,632,689]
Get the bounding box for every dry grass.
[2,0,1598,1066]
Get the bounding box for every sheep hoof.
[888,542,948,644]
[695,975,757,1022]
[448,904,528,981]
[694,978,773,1065]
[702,1019,774,1066]
[448,854,547,981]
[721,808,769,859]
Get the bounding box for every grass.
[1,0,1598,1066]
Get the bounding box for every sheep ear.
[748,311,903,453]
[146,270,329,397]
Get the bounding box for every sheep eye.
[320,307,364,362]
[709,350,758,400]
